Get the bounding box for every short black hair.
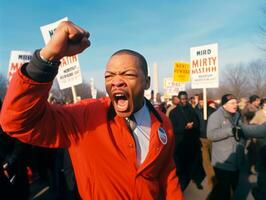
[178,91,188,98]
[111,49,148,77]
[249,95,260,103]
[260,98,266,106]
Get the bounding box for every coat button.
[128,144,134,148]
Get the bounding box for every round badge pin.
[158,127,167,145]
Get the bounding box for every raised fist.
[40,21,90,61]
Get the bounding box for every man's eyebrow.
[105,69,138,75]
[104,71,116,75]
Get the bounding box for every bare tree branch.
[247,59,266,97]
[221,63,249,98]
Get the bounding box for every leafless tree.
[247,59,266,97]
[221,63,249,98]
[49,79,107,103]
[258,6,266,51]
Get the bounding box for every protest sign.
[190,43,218,89]
[8,50,32,81]
[40,17,83,90]
[173,62,190,82]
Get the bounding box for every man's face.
[105,54,150,118]
[190,98,195,105]
[172,97,179,105]
[179,95,188,106]
[262,102,266,110]
[223,99,238,113]
[253,98,260,108]
[199,100,204,108]
[194,95,199,104]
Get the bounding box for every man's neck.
[133,99,145,114]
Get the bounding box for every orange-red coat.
[0,69,184,200]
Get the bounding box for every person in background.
[242,95,261,174]
[207,100,217,110]
[239,121,266,200]
[250,95,261,109]
[169,91,200,190]
[207,94,243,200]
[149,90,155,105]
[166,95,179,117]
[189,96,197,108]
[244,98,266,200]
[194,94,200,107]
[250,98,266,125]
[238,97,248,111]
[194,94,216,189]
[54,149,81,200]
[0,99,30,200]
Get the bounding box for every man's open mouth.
[113,93,129,112]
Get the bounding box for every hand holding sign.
[40,21,90,62]
[185,122,193,129]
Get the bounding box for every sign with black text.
[8,50,32,82]
[40,17,83,89]
[190,43,219,89]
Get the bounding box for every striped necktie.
[126,115,137,131]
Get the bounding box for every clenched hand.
[40,21,90,62]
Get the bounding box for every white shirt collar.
[133,100,150,127]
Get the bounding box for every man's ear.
[145,76,150,90]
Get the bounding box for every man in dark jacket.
[240,122,266,200]
[194,94,216,188]
[169,91,200,190]
[0,99,30,200]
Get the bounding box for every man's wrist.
[39,48,61,65]
[21,50,59,83]
[39,54,61,66]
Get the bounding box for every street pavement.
[184,173,256,200]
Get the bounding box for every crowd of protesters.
[152,92,266,200]
[0,21,265,200]
[1,81,266,200]
[0,98,81,200]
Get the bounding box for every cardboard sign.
[40,17,83,89]
[190,43,219,89]
[173,62,190,82]
[163,77,185,98]
[8,50,32,81]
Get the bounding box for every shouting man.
[0,21,183,200]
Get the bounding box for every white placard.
[8,50,33,82]
[190,43,219,89]
[163,77,185,98]
[40,17,83,89]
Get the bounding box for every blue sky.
[0,0,265,91]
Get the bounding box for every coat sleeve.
[192,109,200,131]
[0,61,104,148]
[169,108,185,136]
[207,112,232,142]
[159,119,184,200]
[240,122,266,139]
